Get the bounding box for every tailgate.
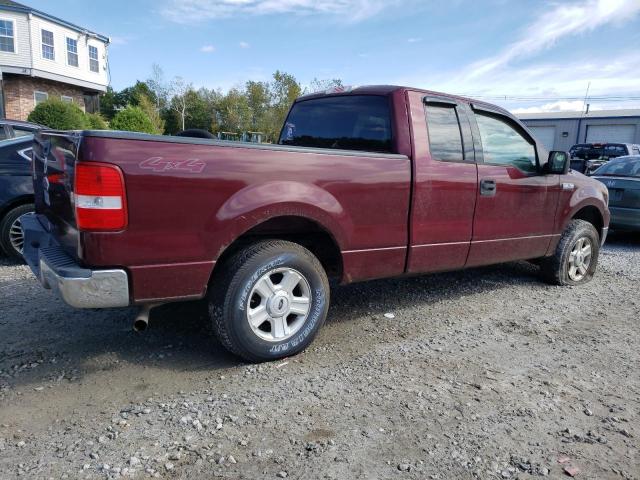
[32,131,82,259]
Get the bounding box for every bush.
[109,106,156,134]
[27,99,89,130]
[86,112,108,129]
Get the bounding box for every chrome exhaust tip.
[133,303,161,332]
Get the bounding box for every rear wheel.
[540,219,600,286]
[209,240,330,362]
[0,203,34,260]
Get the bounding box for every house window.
[0,19,15,52]
[61,95,73,103]
[41,29,54,60]
[88,45,99,72]
[66,37,78,67]
[34,91,48,105]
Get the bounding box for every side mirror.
[546,151,570,174]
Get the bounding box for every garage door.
[528,126,556,150]
[585,124,635,144]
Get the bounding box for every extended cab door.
[406,91,478,273]
[466,105,559,266]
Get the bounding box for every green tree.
[100,86,119,120]
[110,106,156,134]
[268,71,301,141]
[136,93,165,134]
[216,88,251,134]
[184,88,213,131]
[86,112,108,129]
[146,63,168,111]
[168,76,191,131]
[28,99,89,129]
[307,78,343,94]
[245,80,271,134]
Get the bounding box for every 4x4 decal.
[139,156,205,174]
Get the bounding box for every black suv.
[0,119,42,259]
[569,143,640,175]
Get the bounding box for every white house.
[0,0,109,120]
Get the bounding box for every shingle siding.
[0,5,108,119]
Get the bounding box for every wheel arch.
[570,204,604,239]
[210,214,344,285]
[0,194,34,221]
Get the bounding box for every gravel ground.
[0,233,638,480]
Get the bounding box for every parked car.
[0,119,43,140]
[591,155,640,231]
[23,86,609,362]
[569,142,640,174]
[0,127,41,259]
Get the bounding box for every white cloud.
[110,35,132,46]
[511,101,587,114]
[395,51,640,111]
[239,41,250,48]
[391,0,640,112]
[467,0,640,79]
[200,44,216,53]
[407,37,421,43]
[161,0,397,23]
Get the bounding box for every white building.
[0,0,109,120]
[518,109,640,151]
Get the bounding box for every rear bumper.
[609,206,640,231]
[22,214,130,308]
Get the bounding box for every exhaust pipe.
[133,303,161,332]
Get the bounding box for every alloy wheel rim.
[246,267,312,342]
[568,236,592,281]
[9,214,27,255]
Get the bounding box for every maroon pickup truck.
[23,86,610,362]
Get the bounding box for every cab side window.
[425,104,464,162]
[476,113,537,173]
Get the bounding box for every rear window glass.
[603,144,628,155]
[279,95,393,153]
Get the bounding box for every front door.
[466,108,559,267]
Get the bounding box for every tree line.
[99,64,343,142]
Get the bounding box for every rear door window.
[425,104,464,162]
[279,95,393,153]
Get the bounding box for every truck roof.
[296,85,512,117]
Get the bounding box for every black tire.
[209,240,330,362]
[0,203,34,260]
[540,219,600,286]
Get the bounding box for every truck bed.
[32,129,412,302]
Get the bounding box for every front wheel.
[540,219,600,286]
[209,240,330,362]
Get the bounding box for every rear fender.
[212,181,352,257]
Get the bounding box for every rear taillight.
[74,162,127,231]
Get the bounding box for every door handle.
[480,179,496,196]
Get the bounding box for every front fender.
[557,180,610,232]
[211,180,353,255]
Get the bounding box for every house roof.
[517,109,640,120]
[0,0,109,43]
